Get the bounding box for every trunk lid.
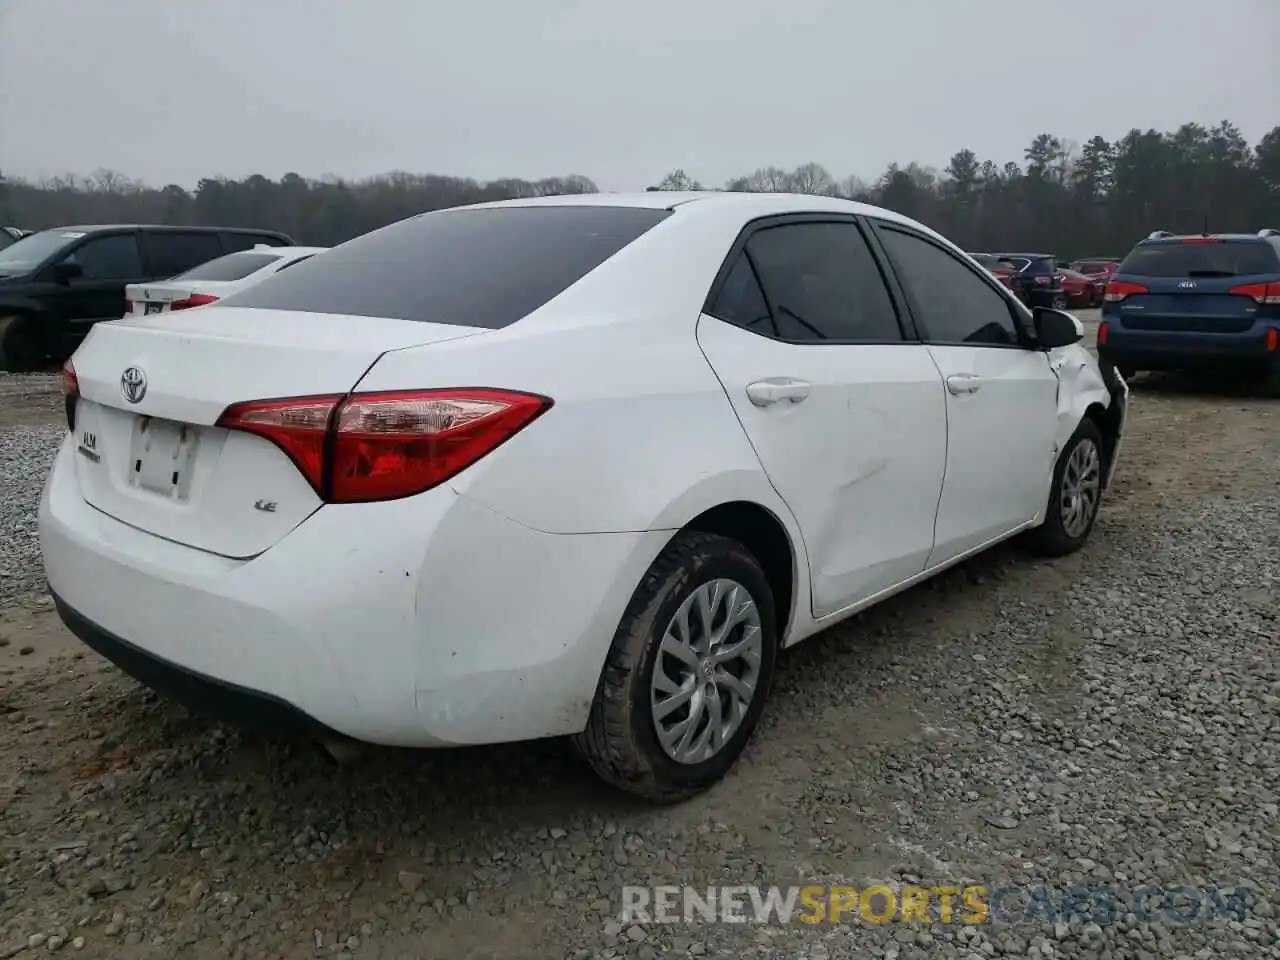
[1116,275,1267,333]
[69,307,488,558]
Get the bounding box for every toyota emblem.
[120,366,147,404]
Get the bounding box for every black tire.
[1051,293,1069,311]
[0,315,40,373]
[1026,417,1105,557]
[573,530,779,803]
[1117,365,1137,381]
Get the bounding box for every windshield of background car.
[223,205,673,327]
[1118,240,1280,278]
[0,229,81,276]
[969,254,998,269]
[1000,257,1030,272]
[172,252,283,282]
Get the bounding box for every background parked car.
[1070,258,1122,283]
[993,252,1068,309]
[1059,267,1106,307]
[0,224,293,370]
[0,227,31,251]
[968,252,1015,290]
[125,246,327,317]
[1098,228,1280,393]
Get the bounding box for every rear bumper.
[39,434,667,747]
[53,593,340,739]
[1098,320,1278,371]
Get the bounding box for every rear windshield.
[1119,241,1280,278]
[969,253,998,269]
[1073,260,1112,274]
[173,252,282,282]
[222,206,672,327]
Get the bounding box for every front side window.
[63,234,143,280]
[878,228,1020,347]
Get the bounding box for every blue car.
[1098,229,1280,394]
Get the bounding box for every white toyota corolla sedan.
[40,192,1128,802]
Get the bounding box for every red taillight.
[1266,328,1278,352]
[60,359,79,431]
[1104,281,1149,303]
[171,293,220,311]
[216,388,552,503]
[1034,275,1051,285]
[1097,321,1108,346]
[1228,281,1280,305]
[124,299,136,315]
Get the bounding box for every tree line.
[2,120,1277,258]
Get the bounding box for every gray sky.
[1,0,1276,192]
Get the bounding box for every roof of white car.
[441,190,926,233]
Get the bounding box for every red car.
[968,252,1015,290]
[1069,259,1121,283]
[1058,268,1107,307]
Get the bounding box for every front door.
[871,223,1060,566]
[696,217,948,619]
[49,232,148,351]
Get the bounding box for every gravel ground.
[0,347,1277,959]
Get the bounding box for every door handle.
[745,377,811,407]
[945,374,983,395]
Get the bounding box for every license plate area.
[144,302,165,315]
[127,416,199,500]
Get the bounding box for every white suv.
[40,192,1127,802]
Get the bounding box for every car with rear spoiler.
[0,224,293,371]
[1097,229,1280,394]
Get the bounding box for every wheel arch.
[671,499,802,644]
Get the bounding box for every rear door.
[695,216,947,618]
[1110,240,1280,333]
[142,230,226,279]
[871,221,1059,566]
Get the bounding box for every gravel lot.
[1,318,1277,959]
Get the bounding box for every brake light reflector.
[1104,281,1149,303]
[171,293,220,311]
[1228,281,1280,305]
[216,388,552,503]
[1097,321,1108,346]
[60,358,79,432]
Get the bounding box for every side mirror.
[52,261,83,283]
[1034,307,1083,349]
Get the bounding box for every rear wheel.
[574,531,778,803]
[0,315,40,373]
[1026,417,1105,557]
[1051,293,1069,311]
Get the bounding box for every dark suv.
[992,252,1068,310]
[1098,229,1280,393]
[0,224,293,371]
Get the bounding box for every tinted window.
[173,252,282,282]
[148,232,225,277]
[706,254,774,334]
[879,228,1019,347]
[224,206,671,327]
[63,234,143,280]
[733,222,901,342]
[224,233,288,253]
[1118,241,1279,278]
[0,233,12,251]
[0,229,82,275]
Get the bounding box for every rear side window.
[173,252,281,282]
[714,221,902,342]
[148,232,224,277]
[223,206,671,327]
[1118,241,1280,278]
